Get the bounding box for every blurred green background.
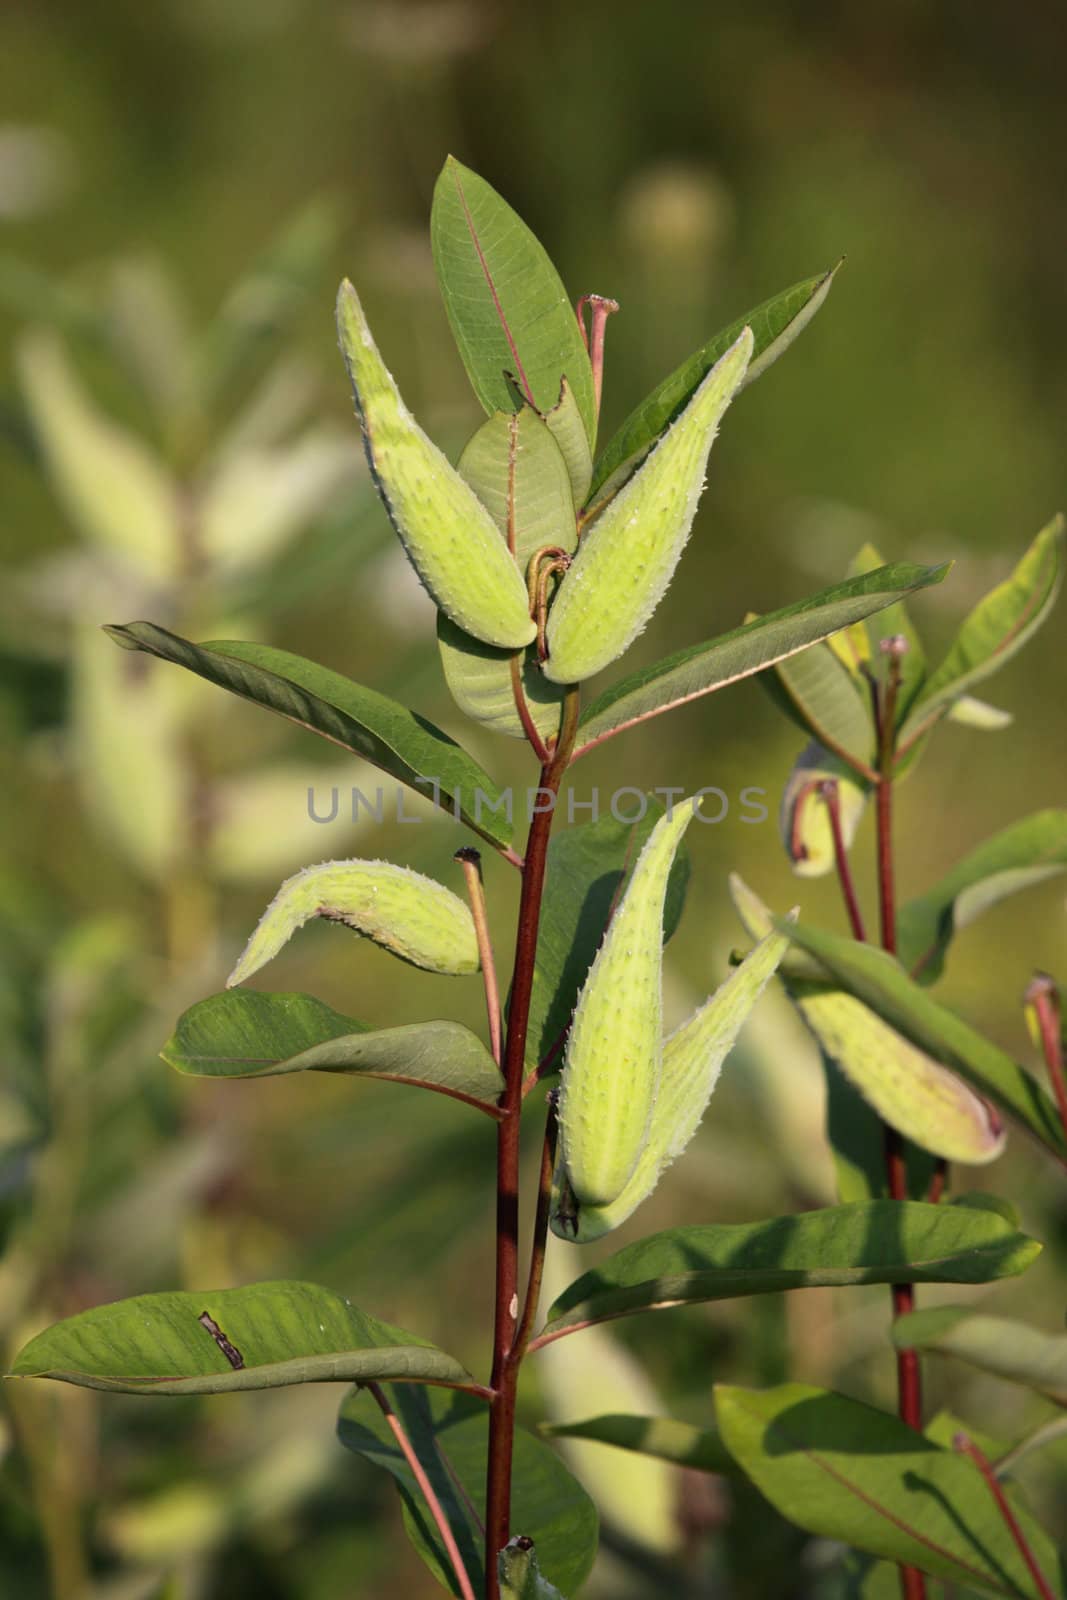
[2,3,1065,1596]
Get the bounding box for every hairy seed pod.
[558,799,697,1208]
[542,328,753,683]
[728,875,1005,1165]
[336,280,535,650]
[227,858,480,986]
[552,921,792,1242]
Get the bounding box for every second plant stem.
[484,690,579,1596]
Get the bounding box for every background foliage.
[1,3,1065,1595]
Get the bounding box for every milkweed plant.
[10,158,1067,1600]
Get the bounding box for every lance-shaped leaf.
[227,858,480,985]
[895,1306,1067,1408]
[16,329,178,581]
[524,800,691,1070]
[430,157,596,444]
[779,917,1067,1163]
[899,516,1065,750]
[572,562,948,757]
[336,279,534,649]
[541,1414,736,1478]
[543,331,752,685]
[499,1539,568,1600]
[897,810,1067,983]
[162,990,504,1113]
[558,800,697,1208]
[537,1200,1039,1341]
[438,405,575,742]
[779,742,869,878]
[337,1384,597,1598]
[588,264,840,504]
[716,1383,1066,1598]
[553,921,792,1242]
[9,1282,473,1396]
[763,635,875,775]
[103,623,515,850]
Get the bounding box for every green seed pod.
[498,1539,566,1600]
[558,799,696,1208]
[728,875,1005,1166]
[335,280,535,650]
[553,921,792,1242]
[227,858,480,986]
[542,328,753,684]
[779,741,869,879]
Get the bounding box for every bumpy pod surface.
[227,858,480,986]
[542,328,753,683]
[336,281,535,650]
[553,922,791,1242]
[558,800,696,1208]
[728,875,1005,1165]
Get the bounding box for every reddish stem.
[484,690,579,1596]
[576,294,619,420]
[953,1433,1057,1600]
[820,778,867,941]
[366,1383,477,1600]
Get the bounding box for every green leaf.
[780,918,1067,1163]
[337,1384,597,1597]
[900,517,1065,750]
[764,639,874,772]
[538,1201,1039,1340]
[716,1382,1066,1597]
[543,379,593,507]
[9,1281,473,1396]
[541,1413,736,1477]
[103,622,514,850]
[895,1306,1067,1408]
[162,991,504,1113]
[573,563,948,756]
[430,158,596,444]
[587,264,840,503]
[823,1064,938,1204]
[897,810,1067,982]
[779,742,870,879]
[523,799,691,1069]
[947,695,1013,731]
[437,405,575,742]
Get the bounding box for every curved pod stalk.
[543,328,753,684]
[336,280,535,650]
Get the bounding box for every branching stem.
[456,848,503,1067]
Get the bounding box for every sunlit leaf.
[895,1305,1067,1408]
[10,1281,473,1395]
[431,158,596,443]
[103,622,515,849]
[573,563,947,756]
[716,1382,1065,1597]
[162,990,504,1113]
[538,1201,1038,1340]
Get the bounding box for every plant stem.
[576,294,620,420]
[953,1433,1057,1600]
[366,1383,477,1600]
[485,689,580,1596]
[820,778,867,941]
[874,641,926,1600]
[457,848,503,1067]
[1026,974,1067,1146]
[511,1095,559,1365]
